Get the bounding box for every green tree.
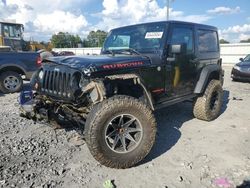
[86,30,108,47]
[240,38,250,43]
[69,34,82,47]
[219,39,230,44]
[51,32,82,48]
[82,39,91,47]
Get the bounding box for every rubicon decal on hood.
[102,61,144,69]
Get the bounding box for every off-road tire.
[0,71,23,94]
[193,79,223,121]
[85,95,157,169]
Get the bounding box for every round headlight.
[38,70,44,80]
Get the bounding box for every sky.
[0,0,250,43]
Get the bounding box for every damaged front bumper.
[19,63,108,130]
[19,89,90,131]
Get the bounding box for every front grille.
[40,66,81,99]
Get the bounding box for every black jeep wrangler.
[20,21,224,169]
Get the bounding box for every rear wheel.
[85,95,156,169]
[0,71,23,94]
[232,78,239,82]
[193,80,223,121]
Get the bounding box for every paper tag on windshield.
[145,32,163,39]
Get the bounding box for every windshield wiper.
[102,50,115,56]
[103,48,151,60]
[118,48,141,55]
[118,48,151,61]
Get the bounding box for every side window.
[3,25,9,37]
[15,26,21,37]
[2,25,21,38]
[9,25,15,37]
[198,30,218,52]
[171,27,194,53]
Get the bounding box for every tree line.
[220,38,250,44]
[50,30,108,48]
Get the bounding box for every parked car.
[51,51,75,56]
[58,51,75,56]
[20,21,224,169]
[231,54,250,82]
[0,50,41,93]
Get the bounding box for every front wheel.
[85,95,156,169]
[193,80,223,121]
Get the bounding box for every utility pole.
[149,0,173,20]
[166,0,174,20]
[167,0,170,21]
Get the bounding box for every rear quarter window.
[198,30,219,53]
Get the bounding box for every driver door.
[167,25,197,97]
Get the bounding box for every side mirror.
[239,58,244,62]
[170,44,186,54]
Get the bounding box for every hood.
[45,54,151,72]
[236,61,250,67]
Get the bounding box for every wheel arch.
[194,64,222,94]
[104,74,155,110]
[0,65,26,76]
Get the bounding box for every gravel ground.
[0,66,250,188]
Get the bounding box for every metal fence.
[220,43,250,64]
[53,47,101,56]
[53,43,250,65]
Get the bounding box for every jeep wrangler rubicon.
[20,21,224,169]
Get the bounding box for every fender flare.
[194,64,222,94]
[0,64,26,75]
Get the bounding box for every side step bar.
[155,94,196,110]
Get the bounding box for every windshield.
[3,24,23,38]
[103,23,167,53]
[243,54,250,62]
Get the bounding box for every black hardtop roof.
[111,20,217,31]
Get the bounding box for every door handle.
[189,58,199,63]
[167,57,176,62]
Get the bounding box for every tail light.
[36,56,42,67]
